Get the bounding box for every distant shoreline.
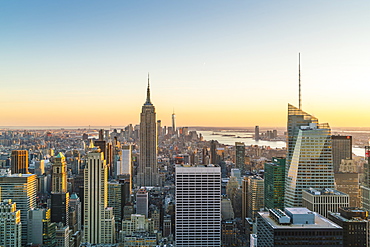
[1,126,370,131]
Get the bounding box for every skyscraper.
[0,172,37,245]
[335,159,360,207]
[175,165,221,247]
[172,110,176,136]
[27,208,56,246]
[235,142,245,170]
[285,104,335,207]
[255,126,259,141]
[136,188,149,218]
[84,149,115,244]
[0,199,21,247]
[51,152,69,226]
[264,158,285,210]
[361,146,370,211]
[11,150,28,174]
[157,120,162,139]
[210,140,217,164]
[245,175,264,220]
[137,76,159,186]
[332,135,352,173]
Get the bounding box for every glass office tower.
[285,104,335,207]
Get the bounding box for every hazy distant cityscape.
[0,82,369,246]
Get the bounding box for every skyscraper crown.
[144,73,153,106]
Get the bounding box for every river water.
[197,130,365,157]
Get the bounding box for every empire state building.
[137,76,159,186]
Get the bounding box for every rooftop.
[304,188,347,196]
[259,209,342,229]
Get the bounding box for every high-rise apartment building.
[255,126,259,141]
[0,172,37,245]
[175,165,221,247]
[235,142,245,170]
[11,150,28,174]
[51,152,69,226]
[83,149,115,244]
[0,199,21,247]
[285,104,335,207]
[137,78,159,186]
[302,188,349,218]
[332,135,352,173]
[264,158,285,210]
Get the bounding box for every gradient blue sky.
[1,1,369,127]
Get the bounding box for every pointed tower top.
[145,73,153,105]
[55,152,65,159]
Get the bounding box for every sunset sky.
[1,1,369,128]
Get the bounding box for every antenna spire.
[145,73,152,105]
[299,53,301,110]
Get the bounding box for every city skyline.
[1,1,369,127]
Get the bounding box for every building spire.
[299,53,302,110]
[145,73,152,105]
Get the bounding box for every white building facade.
[175,166,221,247]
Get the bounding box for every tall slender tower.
[137,75,159,186]
[51,152,69,226]
[172,109,176,136]
[84,148,115,243]
[235,142,245,170]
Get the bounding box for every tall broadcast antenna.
[299,53,302,109]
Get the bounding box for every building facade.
[137,79,159,186]
[332,135,352,173]
[285,104,335,207]
[175,165,221,247]
[11,150,28,174]
[264,158,285,210]
[0,173,37,245]
[51,152,69,226]
[0,199,21,247]
[257,208,343,247]
[83,149,115,244]
[302,188,349,218]
[328,207,369,247]
[247,176,264,220]
[335,159,360,207]
[235,142,245,170]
